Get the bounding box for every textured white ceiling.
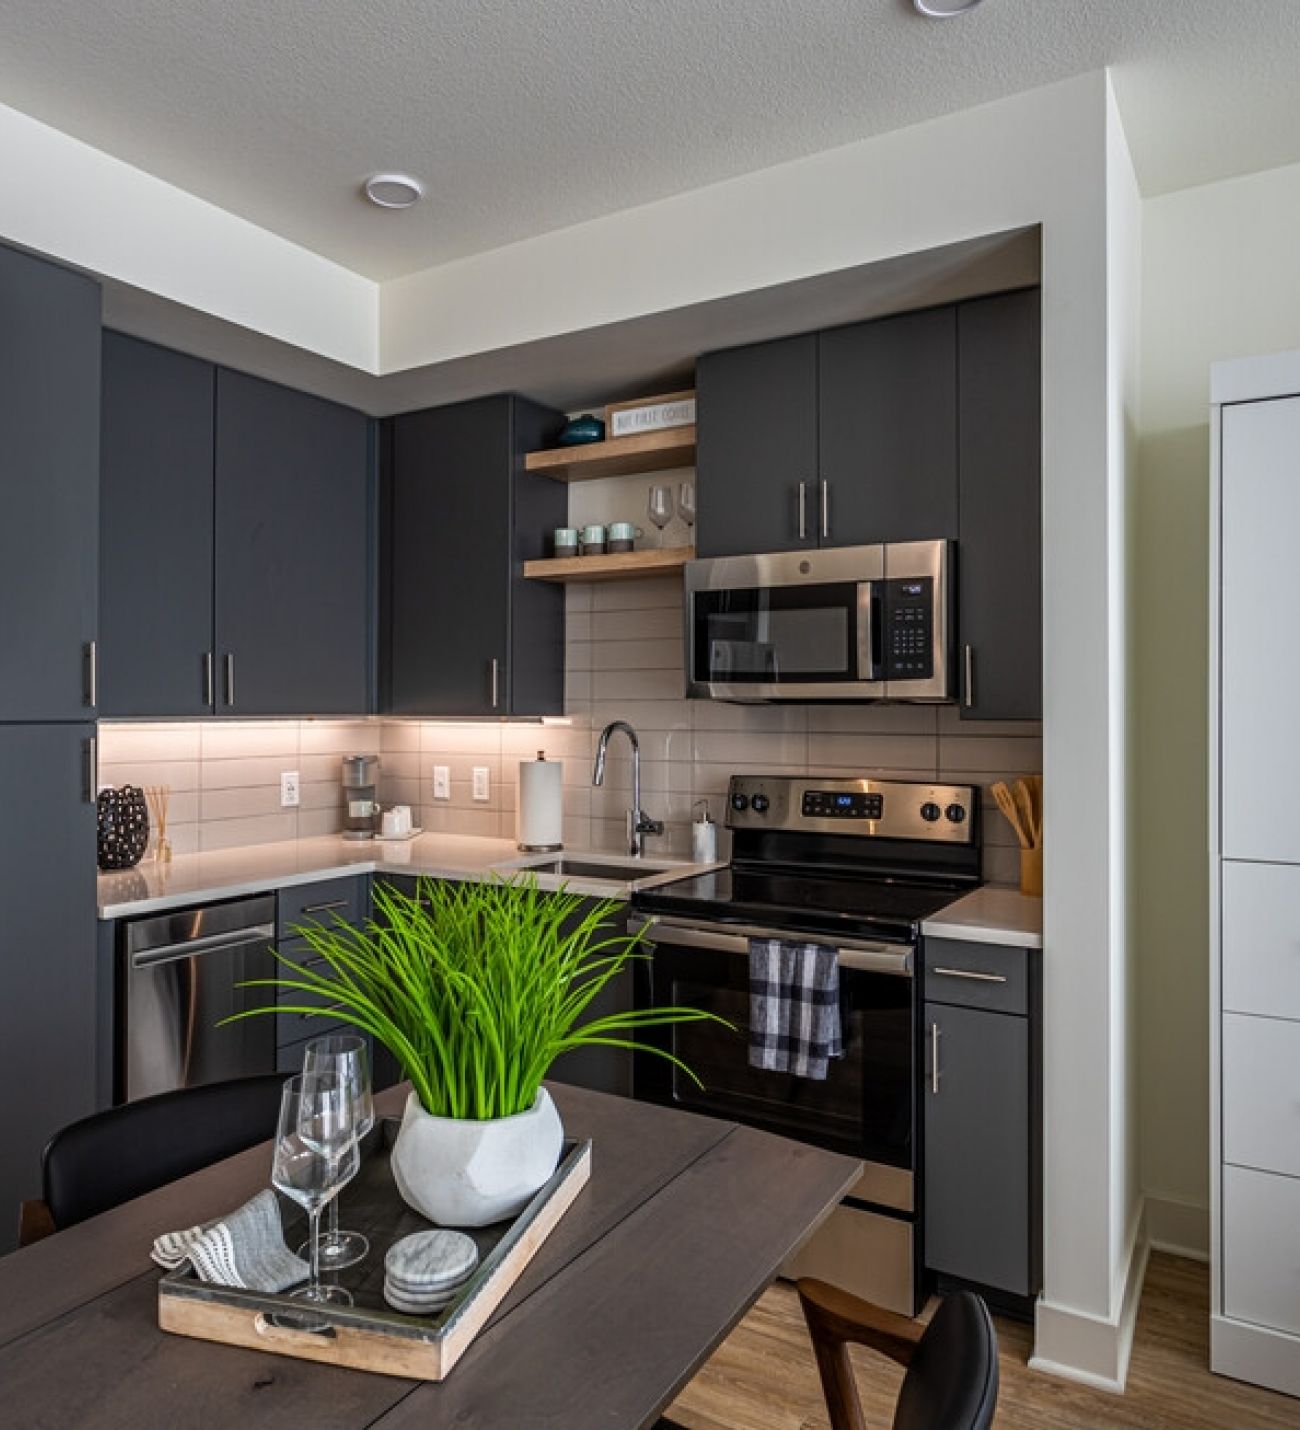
[1,1,1298,280]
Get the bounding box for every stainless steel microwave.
[684,541,954,702]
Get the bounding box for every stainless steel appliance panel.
[122,894,277,1101]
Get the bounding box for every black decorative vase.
[97,785,150,870]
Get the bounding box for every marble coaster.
[384,1230,479,1292]
[383,1283,460,1315]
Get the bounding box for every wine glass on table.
[272,1071,355,1310]
[648,484,674,547]
[300,1033,374,1270]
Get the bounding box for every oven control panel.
[727,775,977,844]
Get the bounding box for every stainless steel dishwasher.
[120,894,278,1102]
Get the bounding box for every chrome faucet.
[592,720,664,857]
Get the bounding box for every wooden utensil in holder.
[145,785,172,863]
[992,776,1042,897]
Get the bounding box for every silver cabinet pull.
[301,899,350,915]
[224,653,235,707]
[930,1021,941,1095]
[821,480,830,541]
[84,640,98,708]
[83,735,98,804]
[203,651,214,708]
[963,644,974,708]
[797,481,808,541]
[933,966,1008,984]
[490,657,500,710]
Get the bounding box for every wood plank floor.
[667,1254,1300,1428]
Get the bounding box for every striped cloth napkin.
[151,1189,308,1293]
[748,938,844,1081]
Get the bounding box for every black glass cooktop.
[632,864,971,943]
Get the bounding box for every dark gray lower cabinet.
[0,725,98,1252]
[0,243,101,722]
[547,899,633,1099]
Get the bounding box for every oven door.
[685,547,884,700]
[629,915,915,1209]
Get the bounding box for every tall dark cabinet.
[383,395,566,716]
[100,334,216,717]
[215,370,373,716]
[957,288,1042,720]
[0,244,101,722]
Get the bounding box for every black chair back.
[43,1074,285,1230]
[892,1291,999,1430]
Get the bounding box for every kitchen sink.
[523,858,678,883]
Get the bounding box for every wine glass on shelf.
[271,1071,354,1309]
[648,484,674,547]
[300,1033,374,1270]
[677,481,696,545]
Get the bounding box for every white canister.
[517,752,563,852]
[692,800,718,864]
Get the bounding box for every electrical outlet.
[433,764,450,800]
[472,766,490,802]
[280,771,300,808]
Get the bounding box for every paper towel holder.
[517,750,564,853]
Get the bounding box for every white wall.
[1137,159,1300,1257]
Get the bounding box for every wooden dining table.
[0,1081,859,1429]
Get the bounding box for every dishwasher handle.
[130,921,277,970]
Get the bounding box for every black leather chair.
[18,1074,286,1247]
[798,1280,999,1430]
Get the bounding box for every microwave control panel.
[883,577,934,679]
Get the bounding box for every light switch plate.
[280,771,300,808]
[433,765,450,800]
[472,766,490,802]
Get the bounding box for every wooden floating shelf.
[524,426,696,482]
[523,547,694,584]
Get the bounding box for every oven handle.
[628,914,913,977]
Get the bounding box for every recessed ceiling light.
[363,173,424,209]
[913,0,985,16]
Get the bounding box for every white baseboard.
[1144,1194,1210,1263]
[1029,1205,1151,1392]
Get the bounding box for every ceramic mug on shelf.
[553,527,579,558]
[608,522,643,553]
[580,524,607,556]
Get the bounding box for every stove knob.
[730,792,750,813]
[945,803,967,824]
[751,793,770,814]
[920,802,941,823]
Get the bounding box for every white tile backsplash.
[97,578,1041,878]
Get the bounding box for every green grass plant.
[235,874,725,1120]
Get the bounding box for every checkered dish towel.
[151,1188,308,1293]
[748,938,844,1081]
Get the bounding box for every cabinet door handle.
[84,640,98,708]
[797,482,808,541]
[224,653,236,708]
[929,1021,941,1095]
[963,644,974,708]
[821,480,830,541]
[933,966,1008,984]
[203,651,215,708]
[301,899,350,915]
[84,735,98,805]
[490,658,500,711]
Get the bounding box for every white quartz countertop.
[96,834,719,920]
[921,885,1043,949]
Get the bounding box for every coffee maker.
[342,755,380,840]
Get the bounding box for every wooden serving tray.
[158,1119,592,1380]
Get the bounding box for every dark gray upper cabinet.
[957,289,1042,720]
[383,395,565,717]
[100,333,216,717]
[0,244,100,722]
[214,369,373,715]
[818,307,958,546]
[0,724,98,1252]
[695,334,818,558]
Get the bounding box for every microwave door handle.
[856,582,883,683]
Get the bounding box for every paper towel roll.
[517,753,563,851]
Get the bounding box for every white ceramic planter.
[390,1087,564,1227]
